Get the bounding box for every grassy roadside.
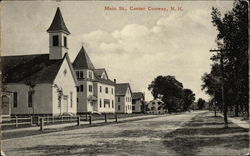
[2,114,163,140]
[163,112,249,155]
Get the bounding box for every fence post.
[37,116,40,126]
[15,116,18,128]
[30,116,33,126]
[115,114,118,122]
[104,114,107,123]
[86,114,88,121]
[89,114,92,125]
[40,117,44,131]
[77,116,80,126]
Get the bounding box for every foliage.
[197,98,206,110]
[202,0,248,116]
[148,75,195,112]
[183,89,196,111]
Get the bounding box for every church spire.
[48,7,70,60]
[47,7,70,35]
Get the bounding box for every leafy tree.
[183,89,196,111]
[148,75,195,112]
[202,0,248,119]
[197,98,206,110]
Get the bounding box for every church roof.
[47,7,70,35]
[115,83,132,96]
[1,54,63,84]
[72,46,95,70]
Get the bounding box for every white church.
[1,7,78,116]
[1,7,117,116]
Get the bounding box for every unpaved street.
[3,111,202,156]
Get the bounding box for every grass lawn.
[163,112,249,155]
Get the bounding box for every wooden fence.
[1,114,119,131]
[0,116,33,128]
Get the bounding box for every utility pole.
[210,49,228,128]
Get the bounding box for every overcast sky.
[2,1,234,101]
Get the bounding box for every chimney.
[114,79,116,83]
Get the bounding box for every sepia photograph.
[0,0,249,155]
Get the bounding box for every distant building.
[115,83,132,114]
[132,92,145,113]
[147,98,165,114]
[0,7,78,115]
[72,47,115,114]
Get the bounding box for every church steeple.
[47,7,70,60]
[47,7,70,35]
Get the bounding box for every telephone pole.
[210,49,228,128]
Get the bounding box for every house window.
[53,35,59,46]
[100,86,102,93]
[28,91,33,108]
[80,71,83,78]
[89,85,93,92]
[104,99,110,108]
[111,88,113,95]
[132,106,135,110]
[112,100,114,108]
[118,105,120,110]
[70,92,73,108]
[132,99,136,104]
[80,85,84,92]
[63,36,67,47]
[100,99,102,108]
[13,92,17,108]
[105,87,108,94]
[77,86,80,92]
[89,71,92,79]
[118,97,120,102]
[77,98,79,103]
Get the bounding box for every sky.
[1,1,234,101]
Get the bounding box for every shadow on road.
[163,112,249,155]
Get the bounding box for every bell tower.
[47,7,70,60]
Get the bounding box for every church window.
[63,36,67,48]
[13,92,18,108]
[70,92,73,108]
[28,91,33,107]
[53,35,59,46]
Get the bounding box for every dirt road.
[3,111,204,156]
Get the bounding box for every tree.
[183,89,196,111]
[202,0,248,121]
[148,75,195,112]
[197,98,206,110]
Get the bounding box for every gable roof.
[1,54,63,84]
[47,7,70,35]
[132,92,144,100]
[93,68,115,86]
[115,83,132,96]
[64,54,78,85]
[94,68,108,79]
[72,46,95,70]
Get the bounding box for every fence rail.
[0,116,32,127]
[1,113,120,130]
